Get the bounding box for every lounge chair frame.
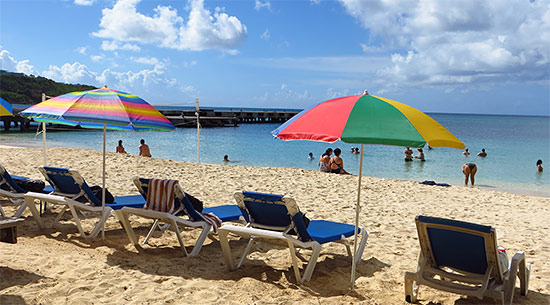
[218,191,368,284]
[22,167,145,238]
[404,215,530,305]
[116,179,213,257]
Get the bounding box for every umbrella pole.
[101,124,106,240]
[42,122,47,166]
[350,143,364,291]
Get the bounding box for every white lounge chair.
[218,191,369,284]
[404,215,530,305]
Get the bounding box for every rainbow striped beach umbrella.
[272,92,464,290]
[21,87,175,239]
[21,87,174,131]
[0,97,14,116]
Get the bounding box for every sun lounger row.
[0,163,531,304]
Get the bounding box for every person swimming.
[477,148,487,157]
[462,148,470,156]
[404,147,413,162]
[223,155,230,163]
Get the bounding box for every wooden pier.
[1,106,300,130]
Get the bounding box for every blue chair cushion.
[203,205,246,222]
[106,194,146,210]
[307,220,356,244]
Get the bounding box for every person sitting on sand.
[477,148,487,157]
[329,148,350,174]
[319,148,332,172]
[462,148,470,156]
[462,163,477,187]
[404,147,413,162]
[139,139,151,157]
[537,159,543,172]
[116,140,126,154]
[414,148,425,161]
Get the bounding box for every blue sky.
[1,0,549,115]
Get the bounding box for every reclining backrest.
[133,177,203,221]
[40,166,101,206]
[0,163,26,193]
[235,191,311,241]
[416,215,502,281]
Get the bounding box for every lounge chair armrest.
[511,251,525,262]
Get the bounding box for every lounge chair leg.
[287,241,302,283]
[404,272,419,303]
[187,223,210,257]
[301,244,321,283]
[354,228,369,263]
[237,238,255,268]
[518,254,530,296]
[23,196,45,229]
[218,229,236,270]
[13,203,27,218]
[115,210,140,247]
[143,219,160,245]
[172,220,189,256]
[55,206,69,222]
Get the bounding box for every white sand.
[1,147,549,304]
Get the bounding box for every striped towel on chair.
[146,179,178,213]
[201,212,222,233]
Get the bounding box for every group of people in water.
[115,139,151,157]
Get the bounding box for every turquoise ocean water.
[1,113,549,197]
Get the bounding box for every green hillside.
[0,70,96,104]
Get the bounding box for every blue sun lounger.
[22,166,145,238]
[0,163,53,219]
[405,216,530,305]
[218,191,369,284]
[116,177,246,256]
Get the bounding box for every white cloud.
[338,0,550,90]
[253,84,313,107]
[77,47,88,55]
[131,56,159,65]
[90,55,104,62]
[74,0,95,6]
[310,0,321,4]
[260,29,270,40]
[254,0,271,11]
[93,0,247,52]
[101,40,141,52]
[0,47,37,75]
[42,62,98,85]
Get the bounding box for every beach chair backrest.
[133,177,203,221]
[416,216,502,281]
[40,166,101,206]
[0,163,26,193]
[235,191,312,241]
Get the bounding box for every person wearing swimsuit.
[462,162,477,186]
[319,148,332,172]
[329,148,350,174]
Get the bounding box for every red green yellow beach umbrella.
[21,87,175,239]
[0,97,14,116]
[272,91,464,290]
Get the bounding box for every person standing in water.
[462,163,477,187]
[537,159,543,172]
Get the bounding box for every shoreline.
[1,147,549,304]
[1,144,547,198]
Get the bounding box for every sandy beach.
[1,147,549,304]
